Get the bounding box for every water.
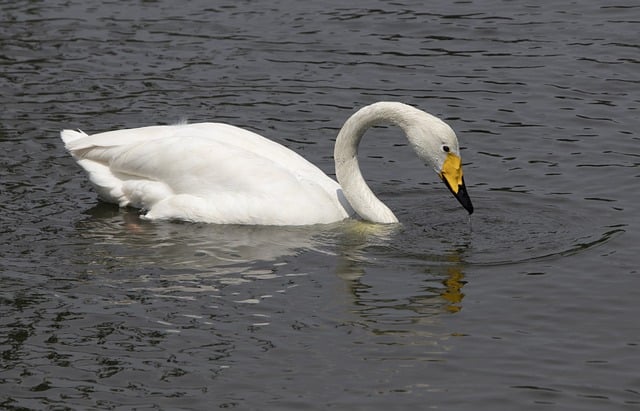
[1,0,639,409]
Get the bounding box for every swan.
[61,102,473,225]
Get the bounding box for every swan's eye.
[442,145,450,153]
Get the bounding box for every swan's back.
[62,123,352,225]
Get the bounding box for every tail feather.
[60,129,88,146]
[61,129,127,206]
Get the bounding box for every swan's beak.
[439,153,474,214]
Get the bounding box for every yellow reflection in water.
[441,266,465,313]
[334,221,468,316]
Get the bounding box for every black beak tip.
[463,198,474,215]
[456,186,474,215]
[443,177,474,214]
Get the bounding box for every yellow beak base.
[439,153,474,214]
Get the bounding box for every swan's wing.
[61,125,177,151]
[62,123,317,172]
[63,123,329,189]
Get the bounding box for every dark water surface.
[1,0,639,409]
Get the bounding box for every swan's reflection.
[76,204,468,319]
[77,204,335,268]
[332,222,469,321]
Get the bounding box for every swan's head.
[406,114,474,214]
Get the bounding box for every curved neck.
[334,102,422,223]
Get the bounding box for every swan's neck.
[334,102,422,224]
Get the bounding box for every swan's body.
[61,102,473,225]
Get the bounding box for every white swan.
[61,102,473,225]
